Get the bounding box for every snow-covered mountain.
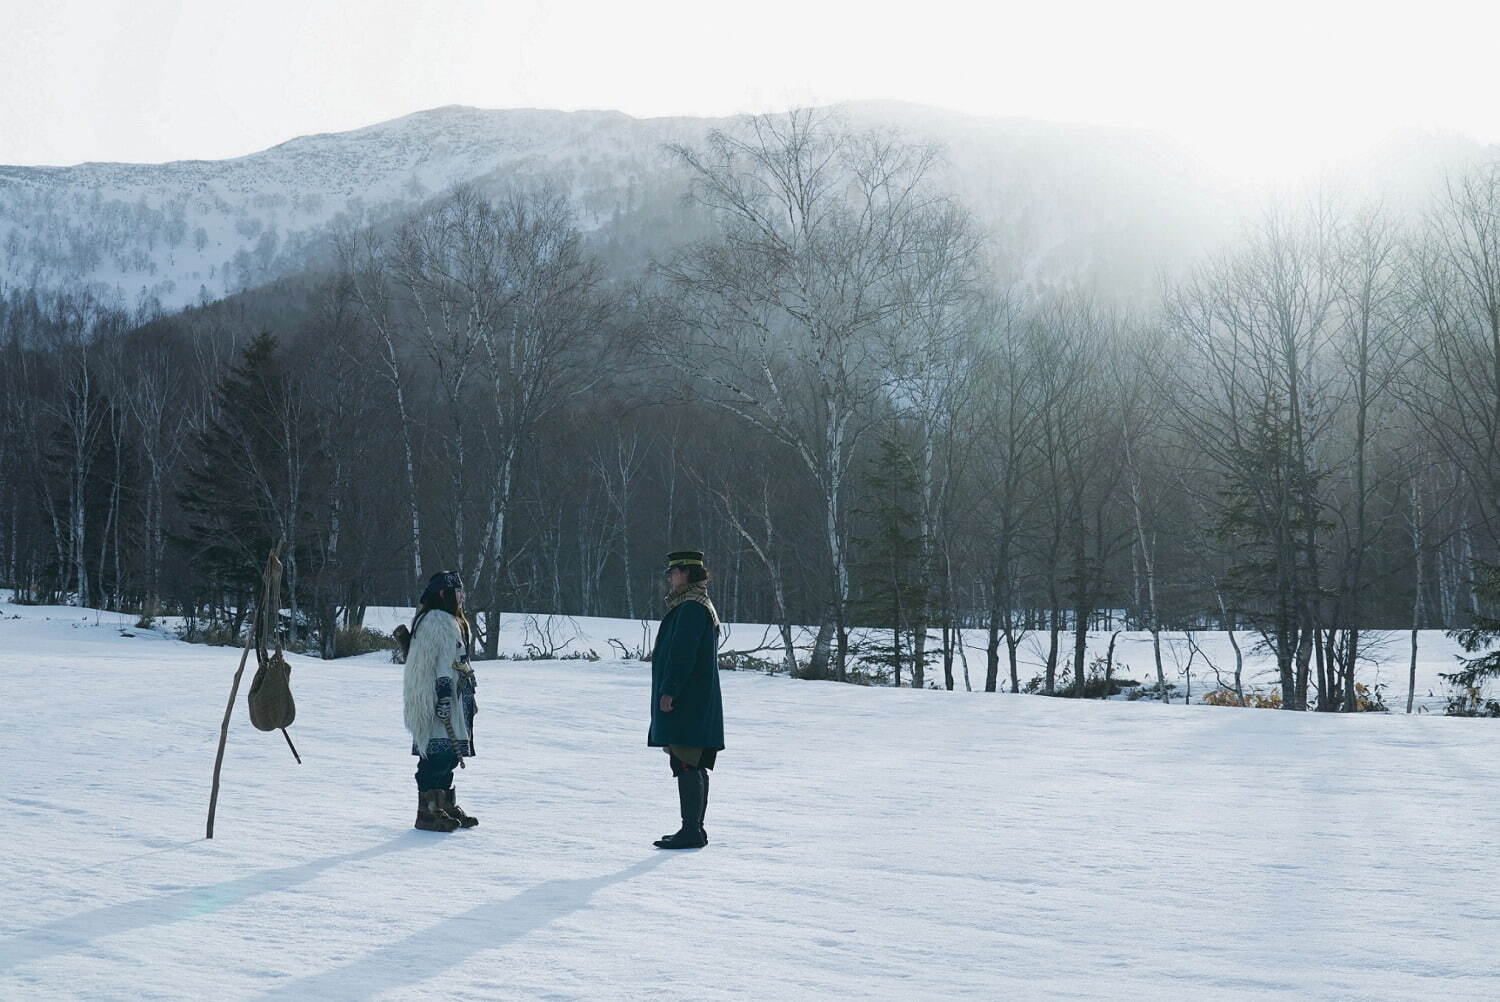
[0,105,717,311]
[1,101,1490,314]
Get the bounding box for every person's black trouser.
[415,749,460,791]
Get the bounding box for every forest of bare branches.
[4,110,1500,707]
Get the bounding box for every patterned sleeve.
[435,675,454,720]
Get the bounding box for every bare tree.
[1117,320,1172,699]
[1326,205,1410,709]
[1027,293,1122,696]
[120,342,189,613]
[884,201,986,688]
[593,423,646,619]
[301,276,385,657]
[388,186,496,584]
[972,293,1046,693]
[698,465,801,675]
[1408,477,1424,713]
[339,228,426,594]
[47,299,111,605]
[662,109,949,679]
[473,190,613,656]
[1406,166,1500,556]
[1166,201,1342,709]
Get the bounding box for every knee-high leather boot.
[654,769,707,849]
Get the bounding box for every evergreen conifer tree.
[1444,562,1500,689]
[1214,406,1328,708]
[851,430,931,686]
[176,332,319,632]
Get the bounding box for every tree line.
[3,109,1500,708]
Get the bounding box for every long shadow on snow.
[0,832,424,971]
[251,854,670,1001]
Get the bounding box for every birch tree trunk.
[1409,479,1424,713]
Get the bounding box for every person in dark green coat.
[649,550,724,849]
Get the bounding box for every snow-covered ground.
[3,600,1498,1000]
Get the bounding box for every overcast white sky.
[3,0,1496,179]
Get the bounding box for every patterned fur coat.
[403,609,477,758]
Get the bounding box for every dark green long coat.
[648,600,724,751]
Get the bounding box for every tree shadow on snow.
[0,832,426,972]
[251,854,670,1001]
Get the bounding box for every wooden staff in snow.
[206,541,284,839]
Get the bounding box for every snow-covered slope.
[4,103,1493,317]
[0,101,1264,314]
[0,106,714,311]
[2,601,1498,1000]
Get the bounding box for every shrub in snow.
[1025,661,1139,699]
[1201,688,1283,709]
[177,621,241,647]
[1443,686,1500,718]
[333,626,395,659]
[1351,682,1388,712]
[718,652,779,673]
[1126,679,1182,702]
[794,658,837,682]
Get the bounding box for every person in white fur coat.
[403,570,479,832]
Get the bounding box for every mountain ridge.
[0,101,1489,315]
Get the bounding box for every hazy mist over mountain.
[3,100,1490,317]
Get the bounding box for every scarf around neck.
[665,582,721,630]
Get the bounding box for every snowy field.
[3,601,1500,1000]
